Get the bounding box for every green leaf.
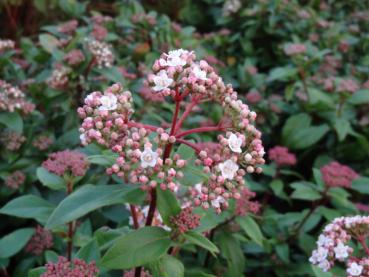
[351,177,369,194]
[157,188,181,225]
[348,89,369,105]
[290,182,322,201]
[46,185,138,229]
[183,231,219,255]
[0,195,55,224]
[0,112,23,133]
[216,233,245,277]
[236,216,264,247]
[36,167,66,190]
[149,255,184,277]
[282,113,311,143]
[87,154,118,167]
[76,239,100,263]
[28,267,46,277]
[308,88,335,108]
[334,118,351,141]
[267,66,297,82]
[311,264,333,277]
[0,228,34,258]
[101,227,171,269]
[275,243,289,263]
[288,125,330,150]
[39,34,63,59]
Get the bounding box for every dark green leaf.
[36,167,66,190]
[0,228,34,258]
[157,188,181,225]
[183,231,219,255]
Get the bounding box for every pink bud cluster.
[64,50,85,66]
[5,171,25,189]
[46,65,70,89]
[42,256,99,277]
[320,161,359,188]
[235,187,260,216]
[130,13,157,25]
[91,24,108,41]
[284,43,307,56]
[337,79,359,94]
[268,146,297,167]
[0,130,26,151]
[246,90,262,104]
[0,39,15,52]
[0,80,35,114]
[58,20,78,35]
[170,207,200,233]
[42,150,89,177]
[310,215,369,275]
[32,135,53,151]
[25,225,53,255]
[124,269,152,277]
[86,38,114,68]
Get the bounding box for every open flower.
[152,70,173,92]
[228,133,242,153]
[140,147,158,168]
[219,159,239,180]
[99,94,117,111]
[164,49,189,67]
[333,242,349,260]
[193,66,207,80]
[347,262,363,276]
[211,196,225,208]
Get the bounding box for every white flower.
[309,247,328,264]
[318,259,331,272]
[334,242,350,260]
[193,66,207,80]
[317,235,333,247]
[347,262,363,276]
[194,183,202,193]
[152,70,173,91]
[211,196,225,208]
[228,133,243,153]
[140,147,158,168]
[99,94,117,111]
[164,49,189,67]
[219,159,239,180]
[80,134,87,144]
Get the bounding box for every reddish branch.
[175,125,226,139]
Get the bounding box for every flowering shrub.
[0,1,369,277]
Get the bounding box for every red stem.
[175,125,226,139]
[174,98,199,133]
[130,205,139,229]
[176,138,201,153]
[357,236,369,256]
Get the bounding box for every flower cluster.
[46,65,70,89]
[5,171,25,189]
[32,135,53,151]
[42,150,89,177]
[235,187,260,216]
[222,0,242,16]
[170,207,200,233]
[337,79,359,94]
[320,161,359,188]
[42,256,98,277]
[0,130,26,151]
[0,39,15,52]
[86,38,114,68]
[124,269,152,277]
[0,80,35,114]
[64,50,85,66]
[58,20,78,35]
[78,49,264,213]
[268,146,297,167]
[25,225,53,255]
[284,43,307,56]
[310,215,369,275]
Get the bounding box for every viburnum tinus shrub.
[77,48,265,274]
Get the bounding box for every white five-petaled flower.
[193,66,207,80]
[228,133,243,153]
[194,183,202,194]
[309,247,328,264]
[219,159,239,180]
[317,234,333,247]
[211,196,225,208]
[99,94,117,111]
[318,260,330,272]
[140,147,158,168]
[333,242,350,260]
[347,262,363,276]
[163,49,189,67]
[152,70,173,92]
[80,134,87,144]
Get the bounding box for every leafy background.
[1,0,369,276]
